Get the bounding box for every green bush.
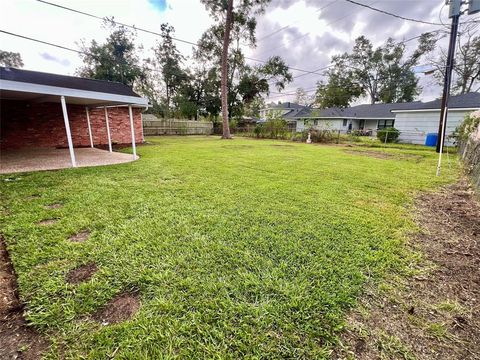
[229,119,238,132]
[251,120,290,139]
[292,129,336,143]
[377,127,400,143]
[453,110,480,142]
[253,123,264,138]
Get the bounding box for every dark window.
[377,119,395,129]
[314,120,318,126]
[343,119,347,127]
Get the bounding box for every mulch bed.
[0,236,49,359]
[334,179,480,359]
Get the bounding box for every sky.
[1,0,476,104]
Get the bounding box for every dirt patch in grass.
[68,230,90,243]
[221,144,253,149]
[45,203,63,209]
[93,292,140,325]
[270,144,294,147]
[0,236,49,359]
[335,179,480,360]
[25,194,41,201]
[344,149,423,161]
[37,219,58,226]
[66,263,98,284]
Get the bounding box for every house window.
[304,120,308,126]
[342,119,347,127]
[377,119,395,129]
[314,120,318,126]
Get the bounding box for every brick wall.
[1,100,144,149]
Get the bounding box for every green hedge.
[376,127,400,143]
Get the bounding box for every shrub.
[309,129,335,143]
[454,110,480,142]
[251,120,290,139]
[253,123,264,138]
[377,127,400,143]
[265,119,289,139]
[229,119,238,133]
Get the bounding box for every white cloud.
[0,0,463,102]
[0,0,213,74]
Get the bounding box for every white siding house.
[294,93,480,145]
[392,109,471,145]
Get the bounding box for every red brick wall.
[1,100,144,149]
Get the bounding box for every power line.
[35,0,200,46]
[256,0,338,43]
[0,29,176,77]
[0,29,86,56]
[343,0,444,26]
[34,0,328,77]
[254,0,380,58]
[0,29,329,88]
[266,28,444,88]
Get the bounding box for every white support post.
[128,105,137,159]
[85,106,94,148]
[60,96,76,167]
[104,106,112,153]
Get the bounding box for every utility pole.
[436,0,480,176]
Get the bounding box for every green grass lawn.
[0,137,458,359]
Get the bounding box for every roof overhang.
[391,107,479,113]
[0,79,149,107]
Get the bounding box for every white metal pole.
[104,106,112,153]
[85,106,94,148]
[128,105,137,159]
[60,96,76,167]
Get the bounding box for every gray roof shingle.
[294,92,480,119]
[390,92,480,111]
[1,67,141,98]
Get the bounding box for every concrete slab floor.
[0,147,138,174]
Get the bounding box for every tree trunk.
[220,0,234,139]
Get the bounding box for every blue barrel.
[425,133,438,147]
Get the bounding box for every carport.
[0,67,148,173]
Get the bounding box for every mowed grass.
[0,137,458,359]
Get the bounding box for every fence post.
[337,130,341,144]
[384,130,389,145]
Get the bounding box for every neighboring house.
[391,92,480,144]
[294,93,480,145]
[260,102,307,131]
[259,102,306,121]
[294,102,420,134]
[1,67,148,167]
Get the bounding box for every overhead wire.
[33,0,327,77]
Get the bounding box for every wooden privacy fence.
[143,115,213,135]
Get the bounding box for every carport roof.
[0,66,148,106]
[1,67,140,97]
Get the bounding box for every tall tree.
[295,87,312,106]
[153,24,188,118]
[428,23,480,94]
[77,20,142,87]
[316,35,432,106]
[200,0,271,139]
[0,50,24,68]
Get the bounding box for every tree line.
[1,1,478,139]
